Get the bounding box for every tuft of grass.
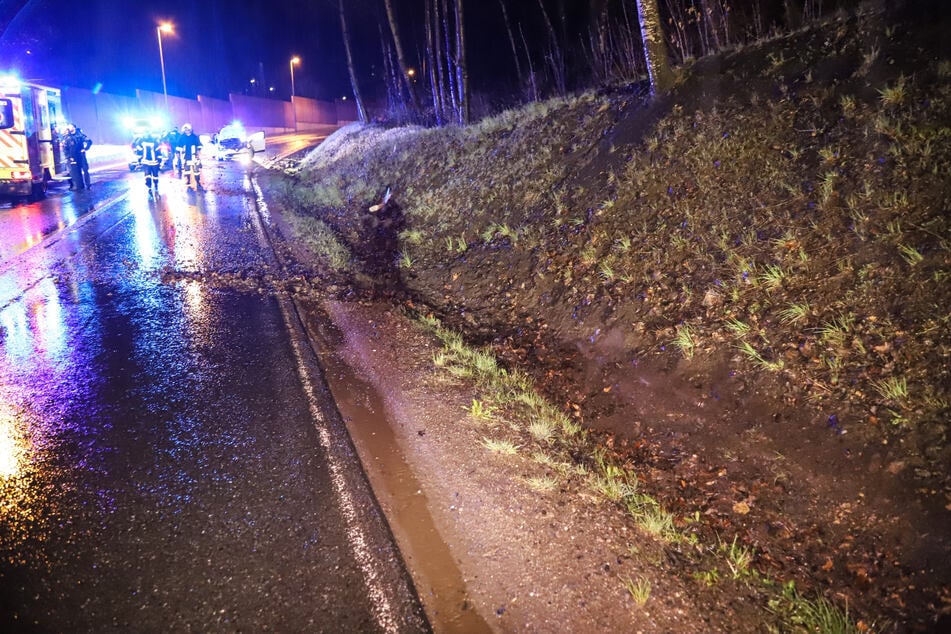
[768,581,862,634]
[839,94,857,117]
[634,503,676,539]
[818,171,838,205]
[286,215,353,271]
[872,376,908,404]
[878,75,908,108]
[673,324,697,359]
[623,577,651,607]
[725,318,752,337]
[897,243,924,266]
[466,398,497,420]
[723,536,755,579]
[693,569,720,586]
[818,315,854,349]
[736,341,784,371]
[524,475,558,492]
[528,418,556,443]
[779,302,811,324]
[470,350,499,377]
[758,264,786,291]
[401,228,425,245]
[480,437,518,455]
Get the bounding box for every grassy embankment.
[267,10,949,632]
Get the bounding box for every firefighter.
[63,123,93,190]
[177,123,203,190]
[134,128,164,196]
[163,126,182,175]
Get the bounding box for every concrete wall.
[230,94,293,135]
[61,84,353,145]
[61,87,141,144]
[335,98,359,124]
[292,96,337,127]
[133,90,206,134]
[198,95,232,134]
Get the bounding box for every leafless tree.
[338,0,368,123]
[496,0,524,89]
[454,0,469,124]
[424,0,443,123]
[519,23,540,101]
[383,0,421,117]
[535,0,567,96]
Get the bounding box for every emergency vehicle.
[0,76,67,199]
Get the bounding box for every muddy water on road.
[300,306,491,634]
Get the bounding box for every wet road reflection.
[0,160,425,631]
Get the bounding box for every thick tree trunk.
[635,0,675,95]
[337,0,368,123]
[455,0,469,125]
[383,0,421,117]
[441,0,459,117]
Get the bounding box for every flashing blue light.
[0,74,21,94]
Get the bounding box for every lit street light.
[290,56,300,97]
[157,22,174,113]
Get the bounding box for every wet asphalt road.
[0,158,427,631]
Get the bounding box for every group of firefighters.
[133,123,204,196]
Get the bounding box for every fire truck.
[0,76,67,199]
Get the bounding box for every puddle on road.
[312,335,491,634]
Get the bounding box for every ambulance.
[0,75,67,199]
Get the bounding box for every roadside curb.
[245,174,431,634]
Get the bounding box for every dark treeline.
[336,0,868,124]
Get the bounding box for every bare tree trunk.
[433,0,450,123]
[425,0,444,124]
[536,0,567,96]
[635,0,675,95]
[455,0,469,125]
[441,0,459,117]
[338,0,368,123]
[383,0,421,117]
[380,21,406,120]
[701,0,723,51]
[496,0,524,88]
[595,0,610,80]
[519,23,539,101]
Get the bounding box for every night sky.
[0,0,575,104]
[0,0,548,99]
[0,0,353,100]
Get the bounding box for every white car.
[204,122,265,161]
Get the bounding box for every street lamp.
[289,56,300,97]
[157,22,174,113]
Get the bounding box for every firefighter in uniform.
[177,123,203,190]
[134,128,164,196]
[63,123,92,190]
